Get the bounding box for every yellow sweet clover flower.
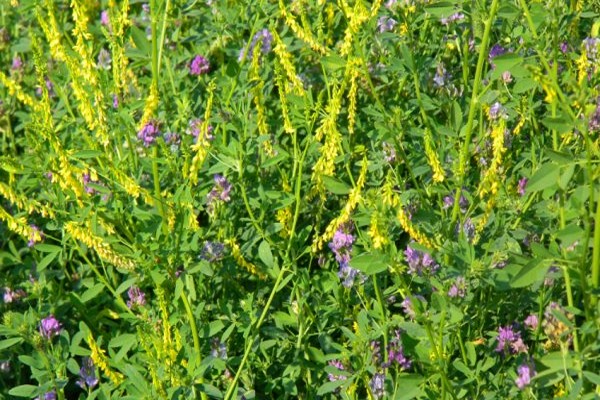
[368,212,389,249]
[423,128,444,183]
[226,239,266,279]
[86,333,124,386]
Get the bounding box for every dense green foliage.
[1,0,600,399]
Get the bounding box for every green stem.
[180,290,208,400]
[451,0,500,228]
[157,0,171,75]
[373,275,388,363]
[591,193,600,298]
[223,266,289,400]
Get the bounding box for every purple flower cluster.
[35,391,57,400]
[127,286,146,308]
[382,142,396,163]
[207,175,232,213]
[433,64,450,88]
[369,372,385,399]
[488,44,506,69]
[97,48,111,70]
[515,361,535,389]
[187,118,214,142]
[455,218,475,242]
[440,12,464,26]
[3,287,26,303]
[329,223,364,288]
[488,102,506,120]
[327,360,347,382]
[448,276,467,298]
[401,295,425,320]
[210,337,227,359]
[28,224,44,248]
[189,55,210,76]
[239,29,273,62]
[589,101,600,132]
[200,241,225,262]
[443,192,468,213]
[39,315,62,340]
[77,357,99,390]
[137,120,160,146]
[495,325,528,354]
[518,177,528,196]
[100,10,110,27]
[11,56,22,72]
[377,16,397,33]
[384,330,411,369]
[524,314,538,330]
[404,244,439,275]
[163,131,181,151]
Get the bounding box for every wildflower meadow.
[1,0,600,398]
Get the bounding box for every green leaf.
[0,337,23,350]
[258,240,274,269]
[80,283,105,303]
[349,252,388,275]
[36,251,59,272]
[321,54,346,71]
[541,117,573,134]
[322,175,351,195]
[526,163,560,193]
[540,351,575,372]
[72,150,103,159]
[583,371,600,386]
[8,384,38,398]
[394,375,424,399]
[317,379,347,395]
[510,259,551,288]
[33,244,62,253]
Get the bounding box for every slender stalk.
[223,266,289,400]
[373,276,388,363]
[591,193,600,296]
[451,0,500,228]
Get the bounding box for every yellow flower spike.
[423,128,445,183]
[340,2,369,56]
[279,0,327,54]
[86,333,124,386]
[272,31,305,97]
[368,212,389,249]
[226,239,266,279]
[65,221,135,271]
[188,81,216,185]
[311,157,368,253]
[347,60,361,135]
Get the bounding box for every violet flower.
[377,16,397,33]
[189,55,210,76]
[329,222,364,288]
[77,357,99,389]
[515,362,535,389]
[495,325,528,354]
[404,243,439,275]
[518,177,528,196]
[137,120,160,146]
[200,241,225,262]
[385,330,411,369]
[524,314,538,330]
[127,286,146,308]
[369,372,385,399]
[239,29,273,62]
[448,276,467,298]
[327,360,347,382]
[97,48,111,70]
[39,315,62,340]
